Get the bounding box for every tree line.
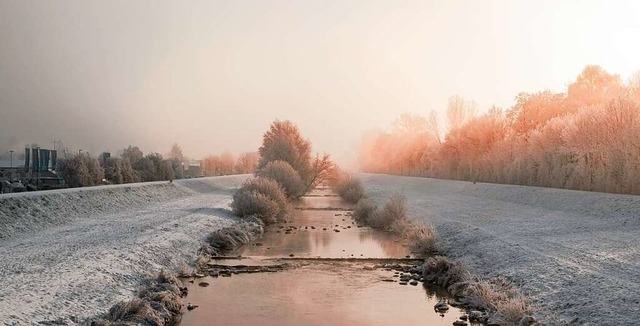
[359,65,640,195]
[56,143,260,188]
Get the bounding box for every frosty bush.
[402,222,439,257]
[258,120,312,179]
[256,160,305,199]
[333,176,365,203]
[353,199,377,223]
[367,193,407,230]
[422,256,471,289]
[230,177,290,224]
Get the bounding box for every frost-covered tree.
[258,120,312,178]
[57,153,104,188]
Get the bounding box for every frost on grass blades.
[88,270,184,326]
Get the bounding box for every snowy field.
[0,175,249,325]
[362,174,640,325]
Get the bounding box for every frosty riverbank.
[2,174,639,325]
[363,174,640,325]
[0,176,250,325]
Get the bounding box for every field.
[362,174,640,325]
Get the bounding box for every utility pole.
[9,150,14,168]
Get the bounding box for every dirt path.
[362,174,640,325]
[0,176,248,325]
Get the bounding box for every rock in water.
[434,300,449,311]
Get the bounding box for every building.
[184,160,203,178]
[0,147,66,193]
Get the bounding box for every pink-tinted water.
[180,192,469,326]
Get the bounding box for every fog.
[1,0,639,163]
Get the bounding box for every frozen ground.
[362,174,640,325]
[0,175,249,325]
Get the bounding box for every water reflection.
[181,265,466,326]
[244,208,407,259]
[181,192,466,326]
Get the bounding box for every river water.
[180,190,468,326]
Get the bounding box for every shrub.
[367,193,407,230]
[461,279,533,324]
[256,160,305,199]
[422,256,471,288]
[353,199,377,223]
[402,222,439,256]
[204,222,263,255]
[106,298,163,325]
[230,177,291,224]
[334,176,365,203]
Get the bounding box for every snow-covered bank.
[0,175,249,325]
[362,174,640,325]
[0,182,191,240]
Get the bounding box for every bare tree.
[427,110,442,144]
[392,113,428,134]
[300,153,335,195]
[446,95,477,130]
[235,152,259,174]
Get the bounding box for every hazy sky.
[1,0,640,163]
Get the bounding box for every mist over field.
[2,0,640,164]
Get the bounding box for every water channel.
[181,190,471,325]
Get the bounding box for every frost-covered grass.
[0,175,248,325]
[202,221,263,257]
[401,222,439,257]
[422,256,533,324]
[362,174,640,324]
[0,181,190,239]
[89,270,184,326]
[353,193,407,231]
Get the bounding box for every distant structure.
[0,146,65,194]
[0,158,25,182]
[184,160,203,178]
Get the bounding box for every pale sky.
[1,0,639,163]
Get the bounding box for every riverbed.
[180,189,468,326]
